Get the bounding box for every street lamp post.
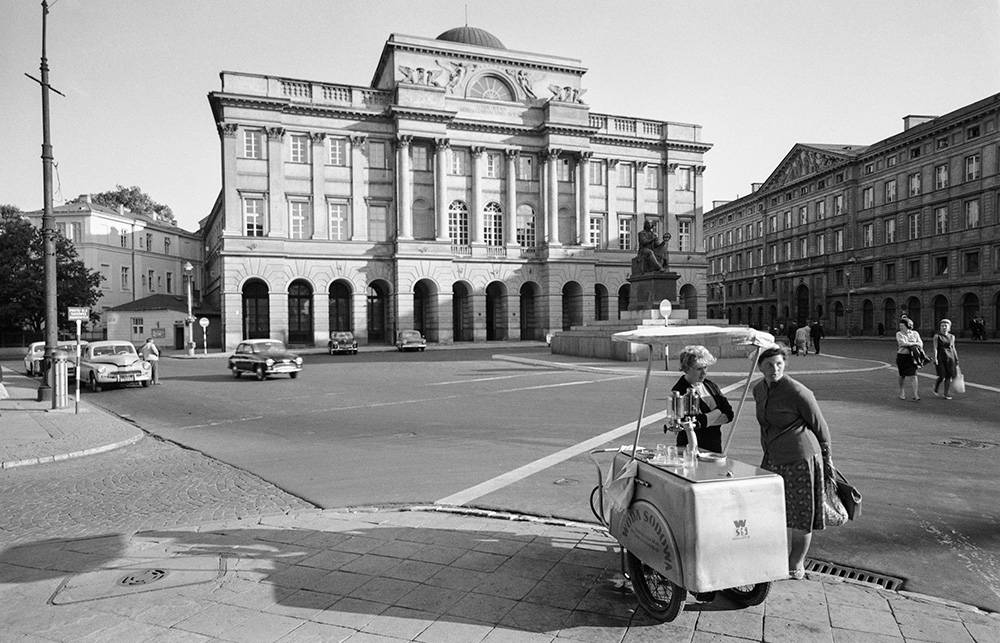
[184,261,194,356]
[845,256,856,338]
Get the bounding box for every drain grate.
[935,438,998,450]
[805,559,904,591]
[118,569,167,586]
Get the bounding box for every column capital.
[666,163,679,174]
[266,127,285,140]
[310,132,326,143]
[607,158,620,169]
[636,161,648,171]
[504,148,519,160]
[434,138,451,150]
[470,146,486,157]
[545,148,562,160]
[218,122,239,138]
[694,165,707,175]
[578,151,593,161]
[349,134,368,146]
[396,134,413,148]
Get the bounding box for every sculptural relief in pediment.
[771,148,842,188]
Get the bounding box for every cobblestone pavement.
[0,435,314,547]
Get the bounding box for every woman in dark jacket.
[671,345,734,455]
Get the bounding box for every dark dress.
[934,333,957,379]
[671,376,733,454]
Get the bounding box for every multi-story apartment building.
[201,26,711,350]
[705,93,999,337]
[24,194,203,340]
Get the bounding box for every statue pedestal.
[628,271,680,311]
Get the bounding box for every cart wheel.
[626,552,685,622]
[721,582,771,607]
[588,486,606,525]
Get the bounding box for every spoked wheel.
[721,582,771,607]
[626,552,685,622]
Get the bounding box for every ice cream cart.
[589,321,789,621]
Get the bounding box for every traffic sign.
[199,317,210,328]
[67,307,89,321]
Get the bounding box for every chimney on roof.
[751,183,763,193]
[903,114,937,131]
[711,200,731,209]
[118,204,125,216]
[80,194,91,204]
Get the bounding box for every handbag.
[832,467,862,520]
[822,475,849,527]
[952,366,966,395]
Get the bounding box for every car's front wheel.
[141,380,150,388]
[89,373,101,393]
[231,365,240,378]
[290,372,298,379]
[255,365,266,381]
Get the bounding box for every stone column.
[576,151,592,246]
[470,147,485,244]
[504,149,518,247]
[350,135,368,240]
[546,148,561,246]
[635,161,647,221]
[313,289,329,345]
[266,127,286,237]
[352,291,368,345]
[395,135,413,240]
[311,132,326,239]
[270,290,288,344]
[218,123,242,236]
[664,163,677,242]
[607,159,618,247]
[434,138,450,241]
[694,164,707,250]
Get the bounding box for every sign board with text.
[67,307,90,321]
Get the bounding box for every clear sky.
[2,0,998,231]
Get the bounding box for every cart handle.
[721,345,763,456]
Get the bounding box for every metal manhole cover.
[118,569,167,586]
[935,438,998,450]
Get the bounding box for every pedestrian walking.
[787,322,798,354]
[810,321,825,354]
[932,319,959,399]
[753,345,835,580]
[794,324,811,356]
[140,337,161,384]
[895,318,924,401]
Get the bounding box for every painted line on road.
[435,378,750,507]
[428,371,555,386]
[174,416,266,430]
[917,371,1000,394]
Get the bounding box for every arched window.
[516,204,535,248]
[467,75,515,101]
[483,202,503,246]
[448,200,469,245]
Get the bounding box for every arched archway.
[679,284,697,318]
[486,281,508,340]
[795,284,809,325]
[366,280,391,343]
[932,294,949,328]
[618,285,630,320]
[242,279,270,339]
[288,279,313,345]
[883,298,896,333]
[413,279,439,341]
[861,299,874,334]
[594,284,609,321]
[329,280,353,332]
[562,282,583,330]
[905,297,922,330]
[961,293,979,334]
[519,282,542,340]
[833,301,844,335]
[452,281,473,342]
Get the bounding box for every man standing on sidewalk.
[810,320,825,354]
[140,337,161,384]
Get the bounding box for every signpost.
[67,307,89,414]
[199,317,209,355]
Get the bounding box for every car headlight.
[142,362,151,370]
[265,358,274,366]
[294,357,303,365]
[97,366,109,375]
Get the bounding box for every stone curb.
[1,431,144,470]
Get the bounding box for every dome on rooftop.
[435,26,506,50]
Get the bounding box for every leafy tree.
[0,208,103,334]
[92,185,175,224]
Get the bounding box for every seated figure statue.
[634,221,671,274]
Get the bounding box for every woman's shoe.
[944,396,953,400]
[789,568,806,580]
[898,393,906,400]
[912,397,920,401]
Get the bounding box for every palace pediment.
[759,144,863,191]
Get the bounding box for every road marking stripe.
[428,371,554,386]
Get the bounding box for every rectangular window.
[164,238,170,254]
[768,215,777,232]
[799,237,807,258]
[485,151,501,178]
[516,209,535,247]
[483,206,503,246]
[618,163,633,187]
[587,216,605,247]
[884,180,896,203]
[289,134,309,163]
[884,218,896,244]
[798,206,807,225]
[935,256,948,276]
[835,269,844,286]
[965,200,980,229]
[908,213,921,239]
[887,155,897,167]
[589,160,604,185]
[131,317,144,336]
[783,211,792,228]
[965,251,980,274]
[967,125,981,140]
[645,166,659,189]
[368,141,387,169]
[558,157,572,182]
[756,221,763,237]
[244,196,265,236]
[328,202,348,240]
[145,233,153,250]
[618,217,634,251]
[783,240,792,261]
[147,270,155,292]
[368,204,388,242]
[678,220,691,252]
[769,245,777,263]
[863,266,874,283]
[121,266,129,291]
[517,155,535,180]
[910,147,921,159]
[676,166,693,191]
[835,229,844,252]
[909,259,920,279]
[120,231,128,248]
[935,206,949,234]
[863,187,874,209]
[817,234,825,256]
[410,145,429,172]
[244,130,262,159]
[965,154,981,181]
[450,149,468,175]
[884,262,896,282]
[834,194,844,215]
[816,200,826,220]
[329,137,348,166]
[864,163,874,175]
[862,223,874,248]
[288,199,312,239]
[935,164,949,189]
[936,136,949,150]
[908,172,921,196]
[99,264,111,290]
[166,272,173,294]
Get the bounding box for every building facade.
[25,195,204,341]
[705,93,1000,337]
[202,26,712,350]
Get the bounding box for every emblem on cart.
[733,519,749,539]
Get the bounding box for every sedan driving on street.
[395,330,426,352]
[229,339,303,380]
[328,331,358,355]
[79,341,152,391]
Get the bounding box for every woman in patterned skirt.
[753,345,834,580]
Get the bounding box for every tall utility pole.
[28,0,63,404]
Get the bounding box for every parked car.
[23,342,45,376]
[229,339,303,380]
[395,330,426,352]
[59,341,88,381]
[328,331,358,355]
[79,340,152,391]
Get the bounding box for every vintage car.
[229,339,303,380]
[23,341,45,376]
[328,331,358,355]
[395,329,427,352]
[79,340,152,391]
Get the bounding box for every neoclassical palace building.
[705,92,999,337]
[201,26,711,349]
